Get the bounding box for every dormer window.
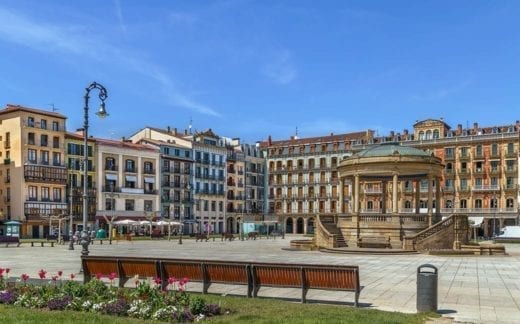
[492,127,498,134]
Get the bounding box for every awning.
[105,174,117,181]
[469,217,484,227]
[125,175,137,182]
[144,177,155,183]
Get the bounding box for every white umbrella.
[156,220,182,226]
[114,219,138,225]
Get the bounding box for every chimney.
[268,135,272,146]
[75,128,85,136]
[403,129,408,135]
[390,131,395,137]
[184,129,188,135]
[473,122,478,132]
[173,128,177,135]
[121,136,125,141]
[457,124,463,135]
[290,136,294,140]
[167,126,171,133]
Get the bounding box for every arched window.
[460,199,467,209]
[144,161,153,174]
[405,200,412,209]
[445,199,453,208]
[419,131,425,140]
[433,129,440,139]
[426,130,432,140]
[474,199,482,209]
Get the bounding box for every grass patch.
[2,294,438,323]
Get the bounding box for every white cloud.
[262,49,298,85]
[410,80,472,101]
[0,7,219,116]
[113,0,128,34]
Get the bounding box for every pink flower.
[38,269,47,279]
[0,268,4,276]
[180,277,189,285]
[108,272,117,281]
[21,273,29,282]
[168,276,177,285]
[95,273,103,280]
[70,273,76,280]
[154,277,162,285]
[57,271,63,277]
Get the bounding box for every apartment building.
[129,126,195,233]
[0,104,67,238]
[95,138,160,226]
[259,131,371,234]
[191,129,227,233]
[64,132,97,233]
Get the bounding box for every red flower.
[57,270,63,277]
[168,276,177,285]
[5,268,10,274]
[21,273,29,282]
[52,275,58,283]
[38,269,47,279]
[154,277,162,285]
[95,273,103,280]
[180,277,189,285]
[108,272,117,281]
[70,273,76,280]
[0,268,4,276]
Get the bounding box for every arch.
[285,217,294,234]
[433,129,440,139]
[425,130,432,140]
[307,217,315,234]
[296,217,304,234]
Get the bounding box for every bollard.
[417,264,438,312]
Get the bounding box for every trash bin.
[96,228,106,239]
[417,264,438,312]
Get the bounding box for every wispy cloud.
[410,79,472,101]
[262,49,298,85]
[298,118,359,137]
[113,0,127,35]
[0,7,219,116]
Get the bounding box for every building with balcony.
[259,131,371,234]
[65,131,97,233]
[95,138,160,226]
[0,104,67,238]
[129,126,195,233]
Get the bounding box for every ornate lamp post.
[80,82,108,256]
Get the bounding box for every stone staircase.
[316,215,347,248]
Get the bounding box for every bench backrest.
[0,236,19,242]
[205,262,250,285]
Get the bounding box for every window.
[433,129,440,139]
[426,130,432,140]
[144,161,153,174]
[41,187,50,201]
[506,198,514,208]
[459,199,467,208]
[184,151,190,158]
[506,177,515,189]
[105,197,115,210]
[460,178,467,190]
[53,152,61,166]
[219,201,223,212]
[28,132,35,145]
[491,144,498,156]
[53,188,61,202]
[125,159,136,172]
[491,161,499,172]
[125,177,136,188]
[40,134,48,147]
[40,119,47,129]
[105,157,116,171]
[419,131,425,140]
[28,149,37,163]
[40,151,49,165]
[476,145,483,157]
[445,148,454,158]
[475,178,482,187]
[203,200,208,211]
[491,177,498,186]
[474,199,482,209]
[52,121,59,131]
[490,197,498,208]
[28,186,38,200]
[27,117,35,127]
[211,201,216,211]
[144,200,153,211]
[460,147,468,157]
[53,136,60,149]
[506,160,515,171]
[125,199,135,211]
[507,143,514,154]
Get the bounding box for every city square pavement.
[1,235,520,324]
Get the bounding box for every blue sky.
[1,1,519,143]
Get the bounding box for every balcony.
[4,158,10,165]
[504,166,517,174]
[473,167,486,175]
[458,154,470,161]
[4,176,10,183]
[125,167,137,173]
[505,151,517,158]
[472,185,500,192]
[105,165,118,171]
[24,165,67,184]
[144,189,158,195]
[444,154,455,161]
[143,168,155,175]
[121,187,144,194]
[504,184,517,192]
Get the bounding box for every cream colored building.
[95,138,161,227]
[0,104,67,238]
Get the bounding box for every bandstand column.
[392,174,398,214]
[427,174,433,226]
[415,180,421,214]
[339,178,344,213]
[382,180,387,214]
[354,175,360,214]
[435,176,441,223]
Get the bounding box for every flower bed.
[0,266,223,322]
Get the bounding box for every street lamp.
[80,82,108,256]
[492,191,497,239]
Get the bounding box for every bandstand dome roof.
[354,142,431,158]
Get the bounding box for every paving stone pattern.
[1,236,519,324]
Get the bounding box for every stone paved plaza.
[1,236,520,324]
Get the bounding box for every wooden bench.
[0,236,21,247]
[221,233,235,241]
[29,241,56,247]
[250,263,360,306]
[358,236,391,249]
[247,232,258,240]
[81,256,360,306]
[195,233,209,242]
